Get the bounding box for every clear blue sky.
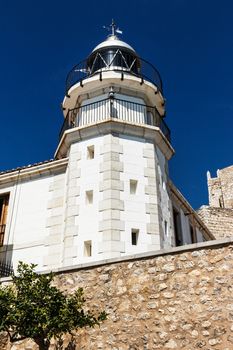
[0,0,233,209]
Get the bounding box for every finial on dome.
[103,19,123,38]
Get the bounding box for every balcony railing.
[59,97,170,142]
[65,56,163,95]
[0,260,14,278]
[0,224,5,246]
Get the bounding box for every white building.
[0,25,214,275]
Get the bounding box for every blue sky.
[0,0,233,209]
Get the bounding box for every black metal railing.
[0,260,14,278]
[59,97,170,142]
[0,224,6,246]
[65,56,163,95]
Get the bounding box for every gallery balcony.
[59,97,170,142]
[65,54,163,96]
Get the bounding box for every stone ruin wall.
[198,166,233,239]
[208,166,233,209]
[198,206,233,239]
[1,239,233,350]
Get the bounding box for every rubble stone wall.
[1,239,233,350]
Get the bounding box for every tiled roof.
[0,159,55,175]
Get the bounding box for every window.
[0,194,9,246]
[190,225,197,243]
[173,208,183,246]
[87,145,95,159]
[84,240,92,257]
[86,190,93,205]
[164,220,168,237]
[130,180,138,195]
[131,229,139,245]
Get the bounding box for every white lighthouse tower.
[0,22,213,274]
[55,21,174,264]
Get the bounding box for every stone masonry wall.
[198,206,233,239]
[1,240,233,350]
[208,166,233,209]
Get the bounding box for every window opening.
[86,190,93,205]
[131,229,139,245]
[84,241,92,257]
[164,220,168,237]
[172,208,183,246]
[130,179,138,195]
[0,194,9,246]
[87,145,95,159]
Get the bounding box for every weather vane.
[103,19,123,37]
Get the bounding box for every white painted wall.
[70,137,103,263]
[120,135,151,255]
[2,175,54,270]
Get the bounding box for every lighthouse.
[0,22,213,274]
[56,21,175,264]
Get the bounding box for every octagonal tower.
[56,24,174,264]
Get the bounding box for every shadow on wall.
[0,245,14,278]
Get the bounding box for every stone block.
[68,178,78,188]
[98,240,125,253]
[65,216,75,226]
[47,197,63,209]
[102,230,121,241]
[45,234,61,245]
[69,168,81,179]
[67,186,80,197]
[64,225,79,236]
[48,224,63,236]
[147,223,160,235]
[46,215,63,227]
[100,143,123,155]
[143,148,154,158]
[66,196,77,206]
[51,206,64,217]
[146,203,158,214]
[103,134,119,145]
[49,179,64,191]
[146,159,156,169]
[145,185,157,195]
[144,168,156,178]
[99,179,124,191]
[63,236,74,247]
[102,209,121,220]
[150,214,159,223]
[103,170,120,181]
[66,205,79,217]
[51,189,64,199]
[99,219,125,231]
[151,234,161,245]
[103,190,120,200]
[103,152,120,162]
[148,195,159,205]
[100,160,123,173]
[99,199,124,211]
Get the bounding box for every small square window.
[86,190,93,205]
[84,240,92,257]
[130,179,138,195]
[131,229,139,245]
[87,145,94,159]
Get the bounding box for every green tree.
[0,262,106,350]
